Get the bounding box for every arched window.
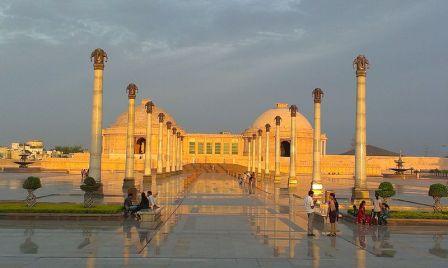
[135,138,146,154]
[281,140,290,157]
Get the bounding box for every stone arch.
[281,140,290,157]
[135,137,146,154]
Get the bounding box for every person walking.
[304,190,315,236]
[328,193,338,236]
[372,193,382,225]
[357,201,366,224]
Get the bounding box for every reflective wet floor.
[0,173,447,267]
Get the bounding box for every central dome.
[249,103,312,132]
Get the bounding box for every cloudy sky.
[0,0,447,155]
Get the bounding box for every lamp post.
[88,48,107,183]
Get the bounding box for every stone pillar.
[323,140,327,155]
[89,48,107,183]
[274,116,281,182]
[264,124,271,176]
[180,135,184,171]
[157,113,165,174]
[171,127,177,172]
[124,83,138,183]
[252,134,256,172]
[352,55,370,202]
[143,101,154,178]
[166,121,172,173]
[312,88,324,195]
[288,105,298,185]
[257,129,262,174]
[247,137,252,172]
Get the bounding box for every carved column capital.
[265,123,271,132]
[353,54,369,77]
[289,105,298,117]
[275,116,282,126]
[257,129,263,136]
[313,88,324,103]
[158,113,165,123]
[172,127,177,135]
[166,121,172,129]
[90,48,108,70]
[145,101,154,114]
[126,83,138,99]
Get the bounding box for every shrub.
[80,177,101,192]
[22,176,42,190]
[428,183,448,212]
[375,182,395,203]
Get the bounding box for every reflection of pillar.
[274,116,281,182]
[252,134,256,172]
[124,83,138,182]
[157,113,165,174]
[265,124,271,176]
[179,135,184,171]
[289,105,298,185]
[352,55,370,202]
[257,129,262,174]
[144,101,154,177]
[312,88,324,194]
[171,128,177,172]
[247,137,252,172]
[89,48,107,182]
[166,122,172,173]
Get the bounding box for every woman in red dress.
[357,201,366,224]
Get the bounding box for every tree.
[428,184,448,212]
[375,182,396,203]
[53,145,84,154]
[80,177,101,208]
[22,176,42,207]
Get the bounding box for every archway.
[281,140,290,157]
[135,138,146,154]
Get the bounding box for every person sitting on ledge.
[124,193,139,216]
[139,192,150,210]
[147,191,160,210]
[379,203,390,225]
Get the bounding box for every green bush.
[429,184,448,198]
[22,176,42,190]
[375,181,395,202]
[80,177,101,192]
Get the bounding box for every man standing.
[304,190,315,236]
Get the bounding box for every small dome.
[248,103,312,132]
[109,99,180,130]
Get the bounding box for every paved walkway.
[0,173,447,267]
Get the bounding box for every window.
[281,140,290,157]
[189,142,195,154]
[232,143,238,155]
[135,138,146,154]
[198,142,204,154]
[223,143,230,154]
[206,143,212,154]
[215,143,221,154]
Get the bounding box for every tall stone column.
[157,113,165,174]
[288,105,298,185]
[352,55,370,202]
[252,134,256,172]
[124,83,138,183]
[179,135,184,171]
[166,122,172,173]
[143,101,154,179]
[89,48,107,183]
[257,129,262,174]
[274,116,282,182]
[176,132,180,171]
[264,124,271,176]
[247,137,252,172]
[171,127,177,172]
[312,88,324,195]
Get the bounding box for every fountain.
[383,152,416,179]
[14,151,34,168]
[3,144,40,173]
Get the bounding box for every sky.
[0,0,447,156]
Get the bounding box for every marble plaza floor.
[0,173,448,267]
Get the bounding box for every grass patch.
[0,202,123,214]
[347,208,448,220]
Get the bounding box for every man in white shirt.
[304,190,315,236]
[147,191,160,210]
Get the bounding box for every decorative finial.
[177,132,181,138]
[172,127,177,134]
[166,121,172,129]
[289,105,298,117]
[265,123,271,132]
[90,48,108,70]
[252,133,257,139]
[275,116,282,126]
[247,137,252,142]
[353,54,369,76]
[145,101,154,114]
[180,135,184,141]
[126,83,138,99]
[313,88,324,103]
[258,129,262,136]
[158,113,165,123]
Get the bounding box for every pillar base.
[143,174,153,181]
[351,188,371,205]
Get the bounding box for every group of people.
[304,190,339,237]
[354,194,390,225]
[123,191,159,217]
[238,172,256,194]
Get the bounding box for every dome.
[109,98,180,130]
[248,103,312,133]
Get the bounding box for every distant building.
[8,140,45,160]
